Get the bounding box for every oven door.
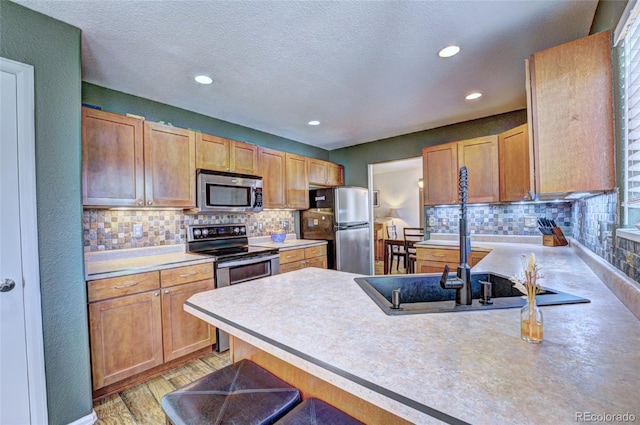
[214,253,280,352]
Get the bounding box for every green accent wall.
[330,110,528,187]
[82,82,329,160]
[0,1,92,424]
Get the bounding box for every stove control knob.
[240,227,246,234]
[233,227,240,234]
[193,229,201,237]
[202,229,209,236]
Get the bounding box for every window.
[618,0,640,225]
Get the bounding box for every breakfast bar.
[185,241,640,424]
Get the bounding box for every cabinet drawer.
[305,245,326,259]
[88,271,160,302]
[416,248,459,263]
[160,263,214,287]
[306,256,327,269]
[280,260,305,273]
[280,249,305,264]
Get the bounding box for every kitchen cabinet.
[308,158,344,186]
[279,245,327,273]
[82,107,196,208]
[422,142,458,205]
[259,147,309,209]
[422,135,499,205]
[528,30,614,195]
[196,132,258,175]
[160,264,215,362]
[88,271,163,390]
[82,108,144,207]
[415,246,488,274]
[499,124,533,202]
[143,121,196,207]
[88,263,214,393]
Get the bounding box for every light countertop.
[84,245,213,280]
[249,234,327,251]
[185,241,640,424]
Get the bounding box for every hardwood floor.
[374,260,406,275]
[93,350,231,424]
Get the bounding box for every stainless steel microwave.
[197,171,263,213]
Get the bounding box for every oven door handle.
[217,254,279,269]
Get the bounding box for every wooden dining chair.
[386,225,406,272]
[403,227,425,273]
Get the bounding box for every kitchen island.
[185,241,640,424]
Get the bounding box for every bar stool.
[161,359,300,425]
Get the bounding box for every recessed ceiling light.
[438,45,460,58]
[465,92,482,100]
[308,120,320,126]
[194,75,213,85]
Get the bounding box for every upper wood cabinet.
[528,30,614,195]
[308,158,344,187]
[259,147,309,209]
[144,122,195,207]
[82,107,196,208]
[195,133,258,175]
[423,136,499,205]
[82,108,144,207]
[499,124,533,202]
[458,135,499,204]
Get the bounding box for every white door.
[0,58,47,424]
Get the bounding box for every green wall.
[83,82,329,160]
[330,109,528,187]
[0,1,92,424]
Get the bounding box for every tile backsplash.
[571,191,618,263]
[83,209,294,252]
[425,202,573,236]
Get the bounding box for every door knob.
[1,278,16,292]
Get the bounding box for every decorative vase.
[520,294,543,343]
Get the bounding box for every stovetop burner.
[187,223,278,261]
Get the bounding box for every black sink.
[354,272,590,315]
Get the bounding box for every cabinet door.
[458,135,499,204]
[306,256,327,269]
[196,133,230,172]
[529,30,614,194]
[230,141,258,175]
[89,290,163,390]
[161,279,215,362]
[259,147,287,208]
[82,108,144,207]
[144,122,196,207]
[499,124,532,202]
[308,158,328,185]
[327,162,344,186]
[285,153,309,209]
[422,142,458,205]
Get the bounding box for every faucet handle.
[439,265,450,287]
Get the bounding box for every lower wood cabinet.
[415,246,489,273]
[88,262,214,392]
[279,245,328,273]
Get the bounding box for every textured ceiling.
[15,0,598,150]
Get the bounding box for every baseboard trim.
[571,238,640,320]
[67,409,97,425]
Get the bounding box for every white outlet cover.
[524,216,537,228]
[428,217,436,226]
[133,224,143,237]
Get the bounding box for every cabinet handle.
[113,281,139,289]
[164,289,170,294]
[431,254,445,258]
[138,200,143,206]
[147,201,153,206]
[179,272,198,278]
[154,292,159,297]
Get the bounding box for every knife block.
[543,228,568,247]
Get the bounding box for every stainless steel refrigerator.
[301,187,371,275]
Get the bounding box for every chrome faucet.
[439,166,472,305]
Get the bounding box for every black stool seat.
[161,359,300,425]
[275,398,364,425]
